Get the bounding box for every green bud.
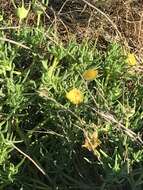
[16,6,29,20]
[16,1,31,21]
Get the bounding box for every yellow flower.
[82,69,98,81]
[66,88,83,105]
[127,53,137,66]
[82,130,101,151]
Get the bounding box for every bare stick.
[0,26,20,30]
[89,106,143,145]
[0,37,31,49]
[12,144,47,176]
[81,0,123,40]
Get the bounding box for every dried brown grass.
[1,0,143,60]
[47,0,143,59]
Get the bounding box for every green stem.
[104,73,109,87]
[11,0,17,9]
[37,13,41,27]
[126,116,129,128]
[48,57,59,79]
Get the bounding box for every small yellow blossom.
[82,131,101,151]
[82,69,98,81]
[66,88,83,105]
[127,53,137,66]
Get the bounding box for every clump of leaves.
[0,27,143,190]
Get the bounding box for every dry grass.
[50,0,143,61]
[1,0,143,59]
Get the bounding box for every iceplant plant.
[11,0,31,25]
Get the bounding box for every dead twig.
[0,37,31,49]
[81,0,123,41]
[12,143,52,183]
[89,106,143,146]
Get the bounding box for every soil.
[1,0,143,59]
